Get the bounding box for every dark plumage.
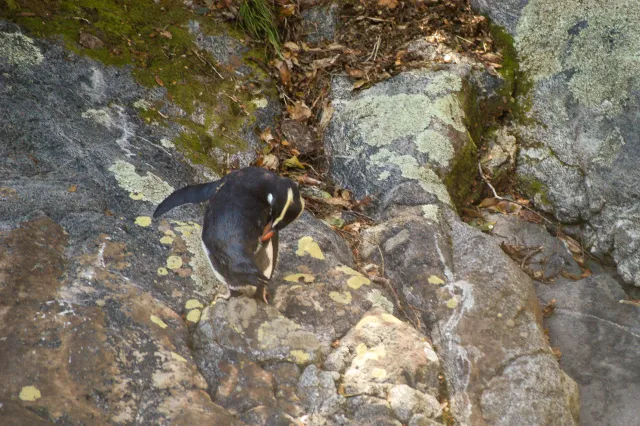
[153,167,304,302]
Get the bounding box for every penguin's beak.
[260,221,275,242]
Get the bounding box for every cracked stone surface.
[472,0,640,287]
[325,66,579,424]
[536,267,640,426]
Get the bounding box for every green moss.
[489,22,535,125]
[517,176,551,206]
[444,136,478,208]
[1,0,274,172]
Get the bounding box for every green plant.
[238,0,281,54]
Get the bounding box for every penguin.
[153,167,305,303]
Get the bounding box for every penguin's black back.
[201,168,278,286]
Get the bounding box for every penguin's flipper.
[154,180,223,218]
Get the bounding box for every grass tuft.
[238,0,281,55]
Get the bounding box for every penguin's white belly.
[262,239,274,279]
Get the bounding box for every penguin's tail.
[153,180,223,218]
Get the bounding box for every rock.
[488,213,583,281]
[325,67,477,207]
[471,0,640,287]
[297,364,345,417]
[325,308,441,399]
[300,2,339,44]
[388,385,442,422]
[536,268,640,426]
[324,66,580,424]
[281,119,319,154]
[480,127,517,186]
[0,23,246,424]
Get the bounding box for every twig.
[191,49,224,79]
[363,36,381,63]
[521,246,543,269]
[477,161,553,226]
[72,16,91,24]
[456,35,473,44]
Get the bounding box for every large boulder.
[472,0,640,287]
[0,23,241,424]
[192,213,446,425]
[324,65,579,425]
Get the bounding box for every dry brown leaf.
[262,154,279,170]
[155,75,165,87]
[283,41,300,52]
[68,185,78,193]
[281,140,291,146]
[287,101,312,122]
[322,197,352,208]
[478,197,499,208]
[346,65,365,78]
[274,59,292,88]
[482,52,502,62]
[319,103,334,131]
[260,127,275,143]
[542,298,556,317]
[312,54,340,71]
[377,0,398,9]
[159,30,172,39]
[353,79,369,89]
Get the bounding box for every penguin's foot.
[255,284,270,304]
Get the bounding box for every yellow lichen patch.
[171,352,187,363]
[428,275,445,285]
[166,256,183,270]
[289,350,310,364]
[356,343,368,355]
[296,236,325,260]
[129,192,144,200]
[150,315,168,329]
[446,297,459,309]
[135,216,152,227]
[336,265,364,276]
[160,236,173,245]
[371,368,387,379]
[170,220,218,296]
[157,267,168,276]
[186,309,201,323]
[347,276,371,289]
[284,273,315,283]
[19,386,41,402]
[185,299,204,310]
[163,229,176,237]
[381,313,403,324]
[96,299,106,307]
[329,291,352,304]
[109,160,174,205]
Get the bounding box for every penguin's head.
[260,178,304,242]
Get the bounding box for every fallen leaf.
[325,217,345,228]
[68,185,78,193]
[283,41,300,52]
[319,103,334,131]
[377,0,398,9]
[159,30,172,39]
[478,197,499,208]
[155,75,165,87]
[281,140,291,146]
[322,197,352,208]
[287,101,312,122]
[283,156,305,169]
[312,54,340,70]
[346,65,365,78]
[353,79,369,90]
[542,298,556,317]
[482,52,502,62]
[274,59,292,88]
[262,154,279,170]
[260,127,275,143]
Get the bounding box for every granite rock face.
[536,269,640,426]
[0,23,240,425]
[192,213,446,425]
[324,66,579,425]
[473,0,640,287]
